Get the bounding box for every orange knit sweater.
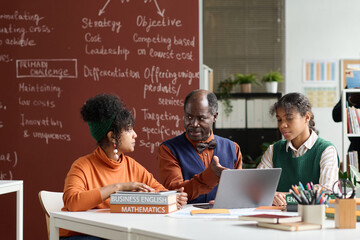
[60,146,166,237]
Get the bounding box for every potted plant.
[217,77,237,116]
[234,73,260,93]
[242,142,270,168]
[261,70,283,93]
[349,165,360,197]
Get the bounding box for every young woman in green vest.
[257,92,339,206]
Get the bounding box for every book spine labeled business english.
[110,203,178,214]
[110,192,177,205]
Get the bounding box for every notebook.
[194,168,282,209]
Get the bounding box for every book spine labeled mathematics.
[110,203,178,214]
[110,193,177,205]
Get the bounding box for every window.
[203,0,285,92]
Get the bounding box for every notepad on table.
[257,222,322,231]
[190,209,230,215]
[255,206,286,211]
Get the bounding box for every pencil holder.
[334,198,356,229]
[298,204,325,225]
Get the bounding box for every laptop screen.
[212,168,282,209]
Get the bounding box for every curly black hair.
[81,93,134,145]
[270,92,315,132]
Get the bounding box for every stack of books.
[238,214,321,231]
[110,191,178,214]
[348,151,359,172]
[326,197,360,221]
[346,106,360,134]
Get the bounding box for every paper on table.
[167,205,299,219]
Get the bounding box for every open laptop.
[194,168,282,209]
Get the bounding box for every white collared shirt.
[257,130,339,190]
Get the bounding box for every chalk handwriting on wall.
[0,11,49,48]
[0,2,199,239]
[16,59,78,79]
[0,0,199,180]
[0,101,5,129]
[0,152,17,180]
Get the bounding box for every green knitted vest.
[273,137,338,192]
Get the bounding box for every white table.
[50,206,360,240]
[0,180,23,240]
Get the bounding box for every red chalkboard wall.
[0,0,200,238]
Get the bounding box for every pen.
[306,183,315,204]
[297,186,302,195]
[317,192,325,204]
[307,189,315,204]
[290,189,302,204]
[292,185,300,195]
[307,182,311,191]
[319,195,328,204]
[302,189,311,204]
[299,181,305,191]
[310,192,316,205]
[300,190,309,205]
[313,189,318,203]
[316,190,324,204]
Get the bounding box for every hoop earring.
[113,143,119,160]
